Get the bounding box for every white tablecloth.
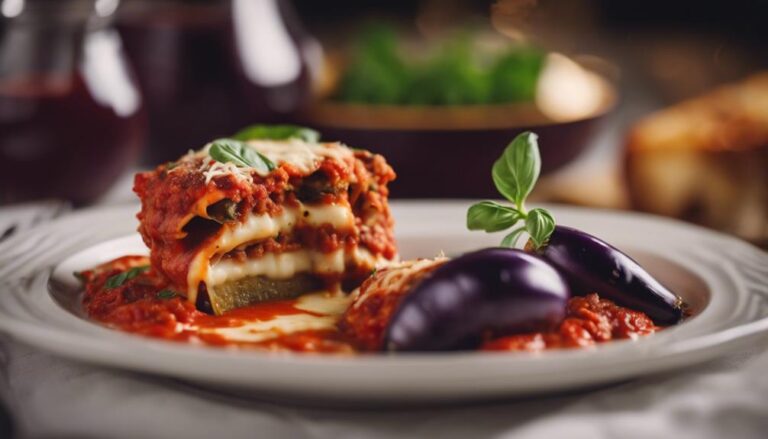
[1,175,767,439]
[2,335,768,439]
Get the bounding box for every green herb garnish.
[73,271,86,283]
[156,289,178,299]
[209,138,276,175]
[466,132,555,249]
[233,124,320,143]
[105,265,149,289]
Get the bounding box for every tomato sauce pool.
[79,256,659,354]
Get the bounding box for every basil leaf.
[525,208,555,249]
[491,132,541,208]
[73,271,86,283]
[466,201,522,232]
[209,138,276,175]
[105,265,149,289]
[233,124,320,143]
[156,289,178,299]
[500,226,526,248]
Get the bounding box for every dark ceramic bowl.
[304,64,617,198]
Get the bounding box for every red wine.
[118,4,250,164]
[117,0,314,165]
[0,74,145,204]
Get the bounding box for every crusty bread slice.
[625,73,768,244]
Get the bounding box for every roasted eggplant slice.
[208,274,321,314]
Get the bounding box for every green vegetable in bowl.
[335,26,408,104]
[405,36,488,105]
[488,48,544,103]
[334,26,545,106]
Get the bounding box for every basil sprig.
[466,131,555,249]
[233,124,320,143]
[209,138,276,176]
[105,265,149,289]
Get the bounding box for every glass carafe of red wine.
[118,0,317,164]
[0,0,146,205]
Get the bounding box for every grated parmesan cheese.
[182,139,355,185]
[351,257,448,309]
[200,160,251,184]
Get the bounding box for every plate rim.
[1,201,767,400]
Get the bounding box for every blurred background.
[0,0,766,246]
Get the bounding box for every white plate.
[0,201,767,403]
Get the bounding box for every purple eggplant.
[383,248,570,352]
[536,225,684,325]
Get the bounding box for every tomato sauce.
[80,257,659,354]
[80,256,355,353]
[482,294,658,352]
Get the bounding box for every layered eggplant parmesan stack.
[77,129,679,353]
[134,138,397,315]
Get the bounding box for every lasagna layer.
[134,139,397,314]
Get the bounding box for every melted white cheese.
[204,314,337,343]
[295,291,352,315]
[199,291,351,343]
[207,247,386,286]
[213,203,355,256]
[185,203,357,299]
[210,250,338,283]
